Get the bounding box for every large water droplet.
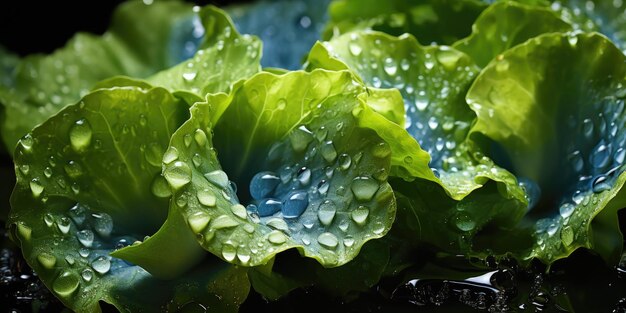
[211,215,239,229]
[561,226,574,246]
[196,189,217,207]
[92,212,113,237]
[559,203,575,219]
[91,256,111,274]
[318,200,336,226]
[77,229,94,247]
[20,134,34,151]
[69,119,92,152]
[258,198,282,217]
[351,206,369,225]
[37,252,56,269]
[282,191,308,218]
[338,154,351,170]
[188,212,210,233]
[151,175,172,198]
[317,232,338,249]
[320,141,338,163]
[163,147,180,164]
[289,125,314,153]
[455,213,476,231]
[204,170,229,188]
[250,171,280,200]
[590,141,610,169]
[568,150,584,173]
[582,118,593,138]
[383,57,397,76]
[53,271,79,297]
[164,161,192,189]
[351,176,379,201]
[222,244,237,261]
[30,178,44,198]
[592,175,611,193]
[81,268,93,282]
[194,129,208,147]
[297,167,311,185]
[57,217,71,234]
[348,41,362,56]
[268,230,287,245]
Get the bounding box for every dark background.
[0,1,247,56]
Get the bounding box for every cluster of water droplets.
[338,35,477,169]
[533,93,626,255]
[16,203,142,300]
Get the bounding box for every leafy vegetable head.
[153,69,397,267]
[467,32,626,263]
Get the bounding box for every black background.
[0,1,247,56]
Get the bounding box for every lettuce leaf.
[466,32,626,264]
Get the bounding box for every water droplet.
[231,204,247,219]
[37,252,56,269]
[163,147,179,164]
[317,232,338,249]
[436,49,461,70]
[43,213,54,227]
[204,170,229,188]
[582,118,594,138]
[79,248,90,258]
[615,148,625,164]
[69,119,92,152]
[64,255,75,265]
[317,179,330,195]
[81,268,93,282]
[164,161,192,189]
[349,42,362,57]
[383,58,397,76]
[196,189,217,207]
[290,125,314,153]
[20,134,34,151]
[258,198,282,217]
[250,171,280,200]
[404,156,413,164]
[92,256,111,274]
[455,213,476,231]
[222,244,237,261]
[53,271,79,297]
[372,142,391,158]
[559,203,575,218]
[351,206,369,225]
[76,230,94,247]
[592,175,611,193]
[92,212,113,237]
[188,212,211,233]
[57,217,71,234]
[183,71,197,82]
[30,178,44,198]
[19,164,29,175]
[297,167,311,185]
[211,215,239,229]
[151,175,172,198]
[144,142,164,167]
[64,161,82,178]
[343,236,355,247]
[320,141,338,163]
[194,129,208,147]
[44,167,52,178]
[183,134,192,147]
[351,176,379,201]
[282,191,308,218]
[590,141,610,169]
[266,218,289,232]
[561,226,574,246]
[338,154,351,170]
[268,230,287,245]
[318,200,336,226]
[568,150,584,173]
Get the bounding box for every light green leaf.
[453,1,572,67]
[323,0,487,45]
[0,3,258,152]
[8,85,248,311]
[466,32,626,264]
[162,69,396,267]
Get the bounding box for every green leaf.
[323,0,487,45]
[308,30,528,257]
[0,3,256,152]
[466,32,626,264]
[308,31,526,202]
[148,6,262,96]
[452,1,572,67]
[8,85,248,311]
[162,69,396,267]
